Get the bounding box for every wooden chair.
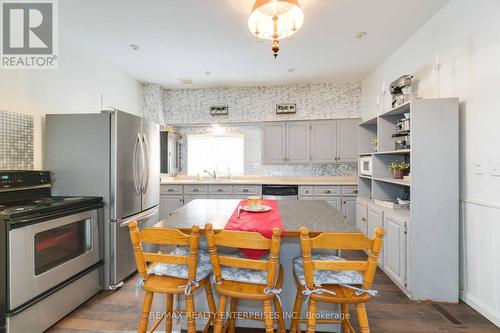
[129,222,216,333]
[205,223,285,333]
[290,227,384,333]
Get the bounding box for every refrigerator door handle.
[141,133,150,194]
[132,133,141,195]
[118,206,159,228]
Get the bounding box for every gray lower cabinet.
[383,212,407,288]
[159,195,184,220]
[319,196,341,210]
[356,198,368,235]
[184,194,208,204]
[341,197,356,225]
[367,203,384,263]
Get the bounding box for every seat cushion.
[148,246,212,282]
[220,251,270,285]
[293,254,363,287]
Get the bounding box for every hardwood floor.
[47,251,499,333]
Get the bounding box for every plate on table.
[242,205,272,213]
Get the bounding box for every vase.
[393,169,405,179]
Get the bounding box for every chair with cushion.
[205,223,285,333]
[290,227,384,333]
[129,222,216,333]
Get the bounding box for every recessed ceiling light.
[179,78,193,85]
[129,44,141,51]
[355,32,368,39]
[204,71,212,76]
[288,68,296,73]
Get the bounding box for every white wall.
[0,32,143,169]
[361,0,500,326]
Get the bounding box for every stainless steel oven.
[8,209,100,309]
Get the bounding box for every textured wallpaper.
[143,82,361,176]
[0,110,34,170]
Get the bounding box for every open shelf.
[359,174,372,180]
[359,152,374,156]
[381,101,411,117]
[359,117,377,126]
[373,177,411,187]
[374,149,411,155]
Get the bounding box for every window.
[187,134,244,176]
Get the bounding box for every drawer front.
[342,186,358,196]
[299,186,314,196]
[209,185,233,195]
[160,185,183,195]
[233,185,261,195]
[184,185,208,194]
[314,186,341,196]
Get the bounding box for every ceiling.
[59,0,449,88]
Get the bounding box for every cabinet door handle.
[243,189,249,193]
[362,217,367,222]
[193,189,199,192]
[217,189,223,192]
[353,190,358,194]
[325,190,331,194]
[168,189,174,192]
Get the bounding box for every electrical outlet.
[474,161,484,175]
[491,159,500,176]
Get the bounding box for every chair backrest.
[299,227,384,291]
[205,223,281,288]
[129,221,200,281]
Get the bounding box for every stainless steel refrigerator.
[45,110,160,289]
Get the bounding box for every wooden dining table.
[153,199,360,332]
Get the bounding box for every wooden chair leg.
[214,294,227,333]
[185,293,196,333]
[274,297,286,333]
[138,291,154,333]
[165,294,173,333]
[305,299,317,333]
[263,300,274,333]
[227,297,237,333]
[355,303,370,333]
[203,282,217,333]
[290,288,303,333]
[341,303,350,333]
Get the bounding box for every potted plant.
[388,161,410,179]
[371,138,378,152]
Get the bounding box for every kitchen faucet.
[203,170,217,180]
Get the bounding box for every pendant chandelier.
[248,0,304,58]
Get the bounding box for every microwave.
[359,156,373,176]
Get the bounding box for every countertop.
[160,175,358,186]
[153,199,359,236]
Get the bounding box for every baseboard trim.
[460,291,500,328]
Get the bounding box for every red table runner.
[224,199,284,259]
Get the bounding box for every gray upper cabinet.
[337,119,358,162]
[286,122,310,163]
[262,119,359,164]
[262,123,286,163]
[311,121,337,163]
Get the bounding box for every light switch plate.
[474,161,484,175]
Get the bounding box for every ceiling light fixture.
[248,0,304,59]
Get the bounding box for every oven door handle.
[118,206,158,228]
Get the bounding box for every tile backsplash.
[176,125,357,177]
[0,110,34,170]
